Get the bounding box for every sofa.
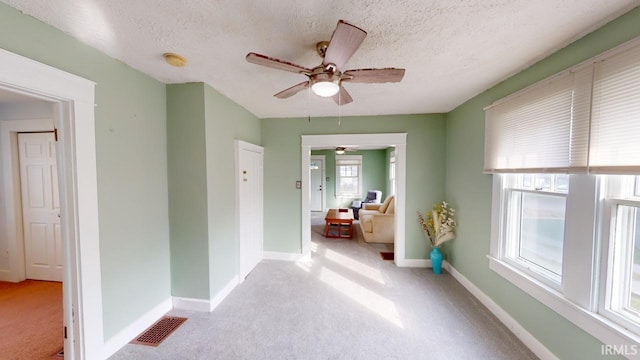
[358,195,395,244]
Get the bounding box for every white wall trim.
[172,297,212,312]
[174,275,239,313]
[301,133,407,264]
[210,275,239,312]
[0,48,101,360]
[445,262,559,360]
[101,297,172,359]
[263,251,306,261]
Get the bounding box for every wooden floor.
[0,280,63,359]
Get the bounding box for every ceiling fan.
[246,20,405,105]
[335,146,357,154]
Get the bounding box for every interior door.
[310,157,324,212]
[237,141,264,280]
[18,132,62,282]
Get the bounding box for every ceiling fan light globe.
[311,81,340,97]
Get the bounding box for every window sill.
[488,256,640,349]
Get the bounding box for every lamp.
[312,81,340,97]
[335,147,346,155]
[310,73,340,97]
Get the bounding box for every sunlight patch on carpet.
[319,267,403,328]
[324,249,385,284]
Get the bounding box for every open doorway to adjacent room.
[301,133,407,265]
[1,47,102,359]
[0,91,65,359]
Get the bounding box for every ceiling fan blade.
[323,20,367,70]
[332,86,353,105]
[274,81,310,99]
[246,53,312,74]
[342,68,405,83]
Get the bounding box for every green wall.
[311,149,388,209]
[445,7,640,360]
[168,83,260,299]
[262,115,446,257]
[0,3,171,339]
[167,83,210,299]
[203,84,261,295]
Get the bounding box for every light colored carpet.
[110,213,537,359]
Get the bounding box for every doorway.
[310,155,325,212]
[18,131,63,282]
[0,48,102,359]
[301,133,407,264]
[236,140,264,281]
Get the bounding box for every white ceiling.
[2,1,638,118]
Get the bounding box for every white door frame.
[310,155,326,212]
[0,48,102,359]
[235,140,264,282]
[301,133,407,265]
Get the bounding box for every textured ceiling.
[2,1,638,118]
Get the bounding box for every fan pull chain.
[338,90,342,126]
[307,82,312,123]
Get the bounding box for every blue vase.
[430,247,443,275]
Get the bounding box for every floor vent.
[130,316,187,347]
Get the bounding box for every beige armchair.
[358,195,395,243]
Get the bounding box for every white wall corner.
[101,297,172,359]
[209,275,239,312]
[445,263,559,360]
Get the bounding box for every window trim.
[335,154,363,198]
[389,151,396,196]
[490,174,640,351]
[599,194,640,336]
[502,188,567,289]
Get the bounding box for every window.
[335,155,362,197]
[502,174,568,286]
[601,176,640,335]
[485,37,640,349]
[389,151,396,195]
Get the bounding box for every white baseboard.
[209,275,239,311]
[173,275,239,312]
[101,297,172,359]
[172,296,211,312]
[395,258,431,268]
[445,263,558,360]
[0,269,14,282]
[263,251,304,261]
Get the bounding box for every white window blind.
[484,73,576,173]
[485,37,640,175]
[589,45,640,174]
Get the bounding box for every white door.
[310,156,324,212]
[18,132,62,282]
[237,141,264,280]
